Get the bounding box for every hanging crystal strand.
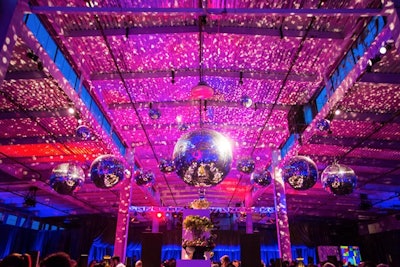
[198,188,206,200]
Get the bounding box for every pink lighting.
[190,81,214,99]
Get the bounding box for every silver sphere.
[90,155,125,188]
[159,159,176,173]
[173,129,232,187]
[76,125,91,140]
[321,163,357,195]
[237,158,255,174]
[134,169,155,187]
[50,163,85,195]
[251,169,272,187]
[283,156,318,190]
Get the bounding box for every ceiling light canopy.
[191,81,214,100]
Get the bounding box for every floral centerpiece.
[190,199,211,209]
[183,215,213,233]
[182,215,216,259]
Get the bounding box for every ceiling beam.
[308,135,400,150]
[0,108,73,119]
[65,25,344,39]
[5,70,47,80]
[333,110,397,122]
[91,68,318,82]
[358,72,400,84]
[29,6,383,17]
[307,155,400,169]
[0,135,94,145]
[121,122,287,132]
[278,17,391,162]
[108,99,291,111]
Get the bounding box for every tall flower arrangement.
[182,215,216,250]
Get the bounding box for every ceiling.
[0,0,400,226]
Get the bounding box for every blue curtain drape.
[0,225,65,259]
[88,240,316,265]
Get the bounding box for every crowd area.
[0,252,390,267]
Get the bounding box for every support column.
[245,190,253,234]
[152,215,160,233]
[272,150,292,262]
[0,0,25,86]
[113,149,134,263]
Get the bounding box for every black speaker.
[78,254,88,267]
[240,234,261,267]
[141,232,162,267]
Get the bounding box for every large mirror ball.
[90,155,125,188]
[282,156,318,190]
[173,129,233,187]
[321,163,357,195]
[50,163,85,195]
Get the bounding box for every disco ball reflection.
[321,163,357,195]
[282,156,318,190]
[251,169,272,187]
[159,159,176,173]
[90,155,125,188]
[134,169,155,187]
[50,163,85,195]
[316,119,331,132]
[76,125,91,140]
[173,129,232,187]
[237,158,255,174]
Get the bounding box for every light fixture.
[191,81,214,100]
[85,0,98,7]
[379,41,393,55]
[334,109,341,115]
[27,50,38,62]
[171,70,175,84]
[367,56,381,68]
[239,71,244,85]
[23,186,38,207]
[68,107,75,115]
[379,45,387,55]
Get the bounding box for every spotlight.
[68,107,75,115]
[156,212,163,219]
[334,109,341,115]
[379,46,387,55]
[379,41,392,55]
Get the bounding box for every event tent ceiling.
[0,0,399,225]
